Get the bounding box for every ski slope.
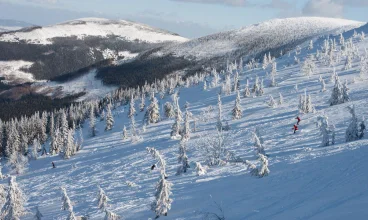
[0,18,188,45]
[2,23,368,220]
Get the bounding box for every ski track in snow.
[3,25,368,220]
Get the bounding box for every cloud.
[170,0,251,7]
[302,0,343,18]
[263,0,294,9]
[26,0,58,3]
[334,0,368,7]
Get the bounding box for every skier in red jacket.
[296,116,301,125]
[293,124,298,134]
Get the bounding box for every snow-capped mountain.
[162,17,364,60]
[0,17,188,44]
[0,19,32,33]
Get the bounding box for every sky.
[0,0,368,38]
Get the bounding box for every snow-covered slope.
[3,23,368,219]
[0,18,188,44]
[162,17,364,60]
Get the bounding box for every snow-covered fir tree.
[344,54,353,70]
[105,104,114,131]
[122,126,128,140]
[233,71,240,91]
[232,91,242,120]
[243,79,251,98]
[139,93,145,112]
[268,95,277,108]
[262,54,268,69]
[342,79,350,103]
[100,109,105,121]
[346,105,360,142]
[32,138,41,160]
[164,102,175,119]
[317,115,330,147]
[257,154,270,177]
[253,132,265,155]
[61,187,73,212]
[278,93,284,105]
[301,56,316,77]
[64,129,75,159]
[308,40,314,50]
[128,95,136,118]
[146,147,167,177]
[152,173,173,218]
[182,108,191,141]
[1,176,26,219]
[171,96,183,138]
[330,72,349,106]
[145,96,160,124]
[359,117,366,139]
[97,186,109,211]
[176,139,190,175]
[203,80,207,91]
[89,104,96,137]
[320,77,327,92]
[195,162,206,176]
[50,128,61,155]
[217,94,223,131]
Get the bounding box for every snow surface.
[0,18,188,45]
[0,60,36,84]
[36,69,118,101]
[164,17,365,60]
[3,19,368,220]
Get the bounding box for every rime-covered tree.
[147,147,167,177]
[100,110,105,121]
[89,104,96,137]
[182,109,191,141]
[344,54,352,70]
[217,94,223,131]
[346,105,359,142]
[342,80,350,103]
[233,71,240,91]
[195,162,206,176]
[176,139,190,175]
[122,126,128,140]
[105,104,114,131]
[359,117,366,139]
[203,80,207,91]
[32,138,41,160]
[152,173,172,218]
[97,186,109,211]
[317,115,330,147]
[145,97,160,124]
[1,176,26,219]
[257,154,270,177]
[164,102,175,119]
[243,80,251,98]
[139,93,146,112]
[262,54,268,69]
[50,128,61,155]
[320,77,327,92]
[267,95,277,108]
[128,95,136,118]
[253,132,265,155]
[171,97,182,138]
[64,129,75,159]
[330,73,348,106]
[278,93,283,105]
[232,91,242,119]
[301,56,316,77]
[61,187,73,212]
[308,40,313,50]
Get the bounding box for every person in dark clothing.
[151,164,156,170]
[52,162,56,168]
[296,116,301,125]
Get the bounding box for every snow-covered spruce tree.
[267,95,277,108]
[278,93,283,105]
[269,71,277,87]
[63,129,75,159]
[271,61,277,76]
[257,154,270,177]
[122,126,128,140]
[253,132,265,155]
[152,173,173,218]
[301,56,316,77]
[243,79,251,98]
[305,94,314,113]
[61,187,73,212]
[320,77,327,92]
[176,139,190,175]
[258,78,265,96]
[34,206,43,220]
[233,71,240,91]
[146,147,167,177]
[308,40,314,50]
[5,121,20,158]
[97,186,109,211]
[60,110,69,145]
[89,104,96,137]
[344,54,352,70]
[232,91,242,120]
[50,128,61,155]
[164,102,175,119]
[105,210,120,220]
[0,166,4,180]
[8,152,28,175]
[128,95,136,118]
[105,104,114,131]
[1,176,26,219]
[224,74,231,95]
[32,138,41,160]
[217,94,223,131]
[145,96,160,124]
[195,162,206,176]
[140,93,146,112]
[346,105,360,142]
[330,72,349,106]
[171,97,183,138]
[182,108,191,141]
[203,80,207,91]
[316,115,330,147]
[262,54,268,70]
[40,111,48,145]
[342,79,350,103]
